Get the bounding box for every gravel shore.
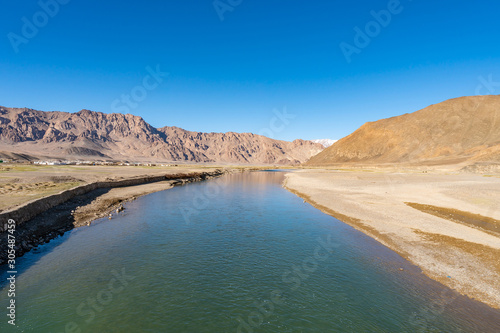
[284,169,500,308]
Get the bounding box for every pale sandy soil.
[284,169,500,308]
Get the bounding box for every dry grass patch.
[0,181,81,212]
[405,202,500,237]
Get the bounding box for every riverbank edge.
[282,175,500,310]
[0,168,230,264]
[1,169,230,230]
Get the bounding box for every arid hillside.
[0,107,323,165]
[306,95,500,167]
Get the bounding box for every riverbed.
[1,171,499,332]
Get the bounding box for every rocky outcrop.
[0,106,324,164]
[65,147,110,157]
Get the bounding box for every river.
[1,171,499,332]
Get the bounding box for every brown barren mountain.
[306,95,500,167]
[0,106,323,164]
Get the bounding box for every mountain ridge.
[306,95,500,167]
[0,106,324,165]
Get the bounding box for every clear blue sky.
[1,0,499,141]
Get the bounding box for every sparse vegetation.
[0,181,81,212]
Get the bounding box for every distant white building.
[34,161,67,165]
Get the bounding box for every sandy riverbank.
[0,164,228,212]
[284,169,500,309]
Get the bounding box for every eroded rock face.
[306,95,500,166]
[0,106,324,164]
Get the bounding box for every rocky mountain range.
[0,107,324,165]
[306,95,500,167]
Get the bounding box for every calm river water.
[1,171,499,332]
